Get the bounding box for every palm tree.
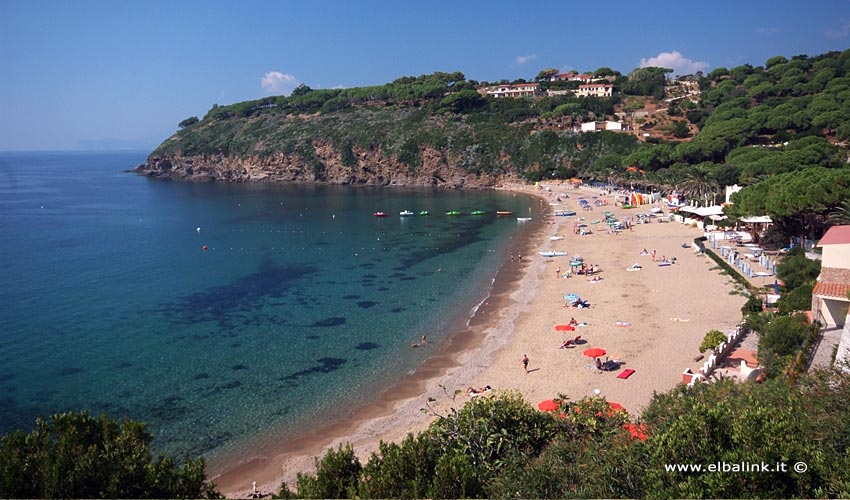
[678,164,720,206]
[828,200,850,225]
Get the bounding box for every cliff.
[135,141,516,189]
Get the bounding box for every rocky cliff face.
[134,141,520,189]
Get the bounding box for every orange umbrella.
[555,324,576,332]
[537,399,560,412]
[583,347,606,358]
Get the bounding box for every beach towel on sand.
[618,369,635,379]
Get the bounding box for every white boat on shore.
[550,236,564,241]
[517,217,532,222]
[539,251,568,257]
[399,210,414,216]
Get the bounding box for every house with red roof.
[811,225,850,327]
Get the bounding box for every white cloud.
[639,51,709,75]
[261,71,298,94]
[516,53,537,65]
[826,19,850,39]
[754,26,779,36]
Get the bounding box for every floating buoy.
[202,245,208,251]
[196,227,201,233]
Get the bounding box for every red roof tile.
[813,282,850,299]
[818,225,850,246]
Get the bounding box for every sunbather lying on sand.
[466,385,492,396]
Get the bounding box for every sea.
[0,151,539,460]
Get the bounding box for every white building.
[575,83,613,98]
[580,121,624,132]
[482,82,542,98]
[812,225,850,327]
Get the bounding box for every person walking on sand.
[522,354,529,373]
[556,266,561,277]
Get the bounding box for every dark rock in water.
[391,307,406,313]
[58,367,83,376]
[357,301,378,309]
[193,372,210,380]
[355,342,379,350]
[311,317,346,327]
[377,286,389,291]
[219,380,242,390]
[232,364,248,371]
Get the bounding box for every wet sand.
[211,183,746,498]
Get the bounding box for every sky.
[2,0,850,151]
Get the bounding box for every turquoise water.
[0,151,537,458]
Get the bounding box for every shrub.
[700,329,728,352]
[294,444,361,499]
[0,411,216,499]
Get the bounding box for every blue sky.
[2,0,849,151]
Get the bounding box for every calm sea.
[0,151,537,459]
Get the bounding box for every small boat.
[419,210,430,216]
[554,211,576,216]
[373,212,387,217]
[470,210,486,215]
[400,210,414,216]
[446,211,461,216]
[496,211,513,216]
[539,251,568,257]
[517,217,532,222]
[550,236,564,241]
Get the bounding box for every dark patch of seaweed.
[280,357,347,381]
[157,261,317,327]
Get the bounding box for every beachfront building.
[811,225,850,328]
[575,83,614,98]
[481,82,543,99]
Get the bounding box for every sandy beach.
[212,183,746,498]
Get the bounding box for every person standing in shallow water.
[522,354,529,373]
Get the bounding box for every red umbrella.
[583,347,606,358]
[555,324,576,332]
[537,399,560,412]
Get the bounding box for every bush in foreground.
[0,411,219,499]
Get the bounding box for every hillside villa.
[480,82,543,98]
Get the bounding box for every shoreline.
[210,184,550,497]
[212,183,746,497]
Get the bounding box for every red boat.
[373,212,387,217]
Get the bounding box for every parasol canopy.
[583,347,606,358]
